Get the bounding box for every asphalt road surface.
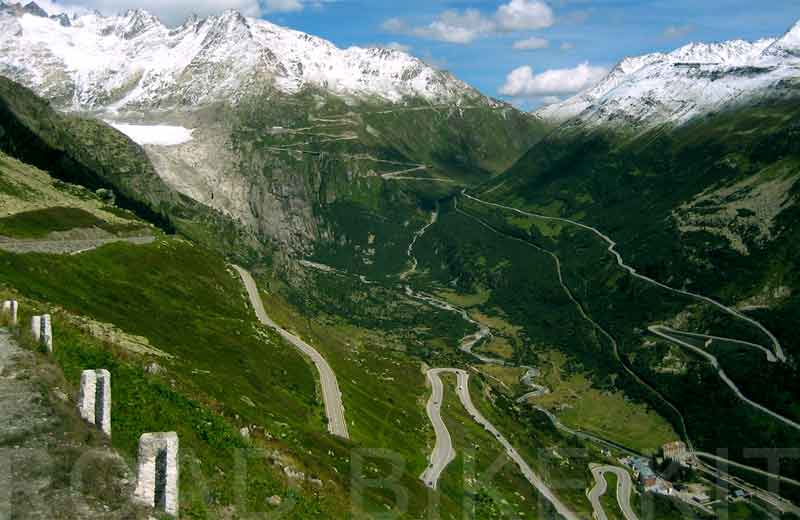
[420,368,580,520]
[588,465,638,520]
[649,325,800,432]
[419,368,456,489]
[234,265,349,439]
[464,192,785,363]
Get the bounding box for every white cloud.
[539,95,561,105]
[383,0,554,45]
[496,0,554,31]
[499,62,608,97]
[560,42,574,50]
[383,41,412,53]
[513,36,549,50]
[383,10,494,45]
[663,24,694,39]
[264,0,302,12]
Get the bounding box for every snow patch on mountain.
[0,7,480,111]
[537,21,800,128]
[108,123,194,146]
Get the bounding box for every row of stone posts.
[2,301,52,353]
[3,301,179,516]
[2,301,52,352]
[77,370,179,516]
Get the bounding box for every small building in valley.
[662,441,688,462]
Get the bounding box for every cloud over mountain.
[499,62,608,97]
[383,0,554,45]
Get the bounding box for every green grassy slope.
[0,76,264,262]
[482,101,800,359]
[453,99,800,496]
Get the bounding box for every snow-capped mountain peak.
[0,6,480,111]
[763,20,800,58]
[537,19,800,129]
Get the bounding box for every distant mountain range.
[537,20,800,129]
[0,1,487,111]
[0,1,545,264]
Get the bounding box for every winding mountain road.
[459,193,800,506]
[649,325,800,432]
[402,209,579,519]
[234,266,349,439]
[453,199,696,452]
[650,326,777,362]
[463,193,786,363]
[421,368,580,520]
[588,465,638,520]
[419,368,456,489]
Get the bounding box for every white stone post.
[40,314,52,353]
[31,316,41,342]
[78,369,111,436]
[134,432,179,517]
[1,300,17,325]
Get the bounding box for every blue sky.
[47,0,800,107]
[266,0,800,107]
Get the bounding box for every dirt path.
[0,329,138,518]
[0,236,155,255]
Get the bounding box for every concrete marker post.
[1,300,17,325]
[39,314,52,353]
[78,369,111,436]
[134,432,179,517]
[31,315,41,342]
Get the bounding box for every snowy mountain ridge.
[537,20,800,129]
[0,2,481,111]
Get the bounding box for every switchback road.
[463,193,786,363]
[588,465,638,520]
[649,325,800,432]
[419,368,456,489]
[420,368,580,520]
